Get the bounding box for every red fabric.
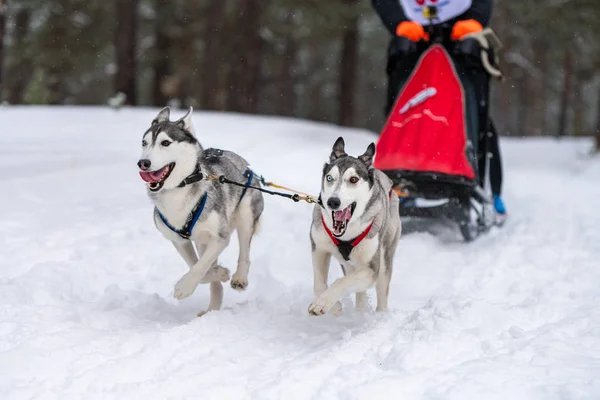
[321,216,341,245]
[373,44,476,181]
[321,216,374,247]
[350,222,373,246]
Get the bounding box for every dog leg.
[355,291,368,313]
[376,248,395,313]
[197,282,224,317]
[174,237,229,300]
[310,249,342,316]
[173,240,198,266]
[174,241,230,284]
[375,272,391,312]
[193,243,227,318]
[231,212,254,291]
[312,249,331,296]
[309,267,377,316]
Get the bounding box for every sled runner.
[374,26,504,242]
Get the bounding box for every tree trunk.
[557,46,573,137]
[153,0,174,106]
[200,0,226,110]
[41,1,73,105]
[115,0,138,105]
[516,71,528,136]
[306,36,326,122]
[276,12,297,116]
[226,0,266,114]
[534,38,550,135]
[495,64,511,135]
[178,32,195,109]
[6,8,31,104]
[178,2,201,109]
[0,0,6,101]
[572,76,585,136]
[337,0,360,127]
[595,86,600,152]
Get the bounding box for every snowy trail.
[1,107,599,399]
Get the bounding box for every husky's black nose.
[327,197,341,210]
[138,159,151,171]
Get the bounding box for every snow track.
[1,107,599,399]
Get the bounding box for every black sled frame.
[388,156,497,242]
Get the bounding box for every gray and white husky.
[308,137,401,316]
[138,107,264,316]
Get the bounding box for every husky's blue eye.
[142,140,147,147]
[161,140,171,147]
[326,175,333,182]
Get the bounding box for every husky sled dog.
[308,137,401,316]
[138,107,264,316]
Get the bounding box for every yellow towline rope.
[205,174,322,206]
[261,180,321,204]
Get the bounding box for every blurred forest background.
[0,0,599,148]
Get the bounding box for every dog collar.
[321,216,374,261]
[176,148,235,188]
[177,166,204,188]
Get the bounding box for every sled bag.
[374,44,478,181]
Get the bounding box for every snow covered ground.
[1,106,599,400]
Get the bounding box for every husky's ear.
[330,136,347,162]
[175,107,195,135]
[358,143,376,167]
[152,106,170,125]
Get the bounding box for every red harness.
[321,216,374,261]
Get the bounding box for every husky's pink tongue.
[334,207,351,222]
[139,166,167,183]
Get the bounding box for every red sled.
[374,43,477,185]
[374,43,496,242]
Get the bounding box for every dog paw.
[174,273,200,300]
[308,297,342,316]
[199,265,230,284]
[215,266,231,282]
[230,272,248,291]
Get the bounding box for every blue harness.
[238,169,254,206]
[156,169,254,240]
